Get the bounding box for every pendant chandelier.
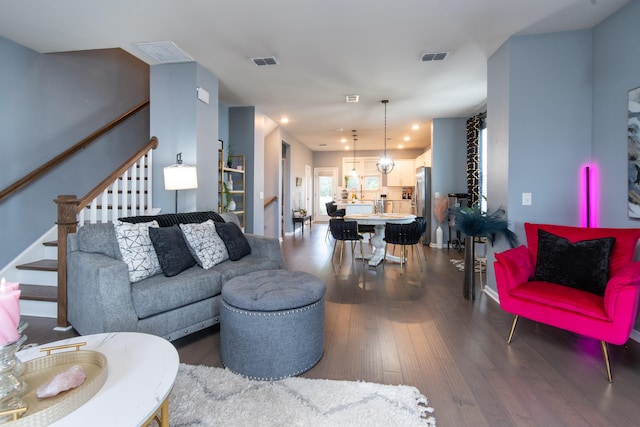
[351,130,358,177]
[376,99,395,174]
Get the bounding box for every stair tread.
[43,240,57,247]
[16,259,58,271]
[19,284,57,302]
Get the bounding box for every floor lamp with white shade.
[163,153,198,213]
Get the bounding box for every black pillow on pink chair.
[532,229,615,296]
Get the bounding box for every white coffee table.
[16,332,179,427]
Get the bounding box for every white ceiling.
[0,0,628,152]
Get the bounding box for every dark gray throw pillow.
[148,225,196,277]
[215,222,251,261]
[532,229,615,296]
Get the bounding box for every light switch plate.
[522,192,532,206]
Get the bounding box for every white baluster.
[130,163,138,216]
[111,179,119,223]
[90,198,98,224]
[121,171,129,219]
[146,152,153,214]
[101,188,109,224]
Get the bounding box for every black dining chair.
[329,219,364,266]
[383,221,425,272]
[325,202,346,239]
[326,201,345,218]
[415,216,428,244]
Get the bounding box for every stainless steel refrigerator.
[415,167,432,245]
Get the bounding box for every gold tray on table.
[8,342,107,426]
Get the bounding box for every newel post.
[55,195,79,329]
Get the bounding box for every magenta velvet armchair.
[494,223,640,382]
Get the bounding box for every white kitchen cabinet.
[386,159,416,186]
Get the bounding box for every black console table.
[292,215,312,235]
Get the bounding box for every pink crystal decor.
[37,365,87,398]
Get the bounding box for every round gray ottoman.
[220,270,326,380]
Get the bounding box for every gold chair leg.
[339,240,345,266]
[601,341,613,383]
[507,315,519,344]
[414,244,424,271]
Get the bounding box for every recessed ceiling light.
[404,136,410,141]
[340,138,347,143]
[345,146,350,150]
[412,124,420,130]
[398,144,404,149]
[280,117,289,123]
[345,95,359,103]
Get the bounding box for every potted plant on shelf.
[293,208,307,218]
[449,203,518,300]
[223,182,235,211]
[226,143,234,168]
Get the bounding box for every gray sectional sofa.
[67,211,286,341]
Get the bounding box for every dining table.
[344,213,417,266]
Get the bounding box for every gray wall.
[150,62,219,214]
[431,118,468,243]
[0,38,149,267]
[264,127,282,238]
[592,0,640,227]
[282,129,313,234]
[229,106,266,234]
[486,30,594,287]
[592,1,640,331]
[486,1,640,330]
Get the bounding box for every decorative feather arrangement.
[449,205,518,248]
[434,195,449,225]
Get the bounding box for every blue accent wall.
[0,37,149,267]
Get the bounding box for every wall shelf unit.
[218,148,245,228]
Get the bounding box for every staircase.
[1,227,59,319]
[0,138,159,329]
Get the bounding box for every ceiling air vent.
[345,95,359,103]
[133,41,194,63]
[420,52,448,62]
[252,57,279,66]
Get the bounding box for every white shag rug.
[165,363,436,427]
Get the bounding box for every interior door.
[314,167,339,221]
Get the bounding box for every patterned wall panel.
[466,114,481,207]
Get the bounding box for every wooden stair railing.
[264,195,278,209]
[55,136,159,328]
[0,99,150,204]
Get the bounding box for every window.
[343,157,381,191]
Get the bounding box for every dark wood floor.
[23,223,640,426]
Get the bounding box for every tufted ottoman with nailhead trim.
[220,270,326,380]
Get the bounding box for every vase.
[463,235,476,300]
[0,335,28,422]
[228,200,236,211]
[435,225,443,249]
